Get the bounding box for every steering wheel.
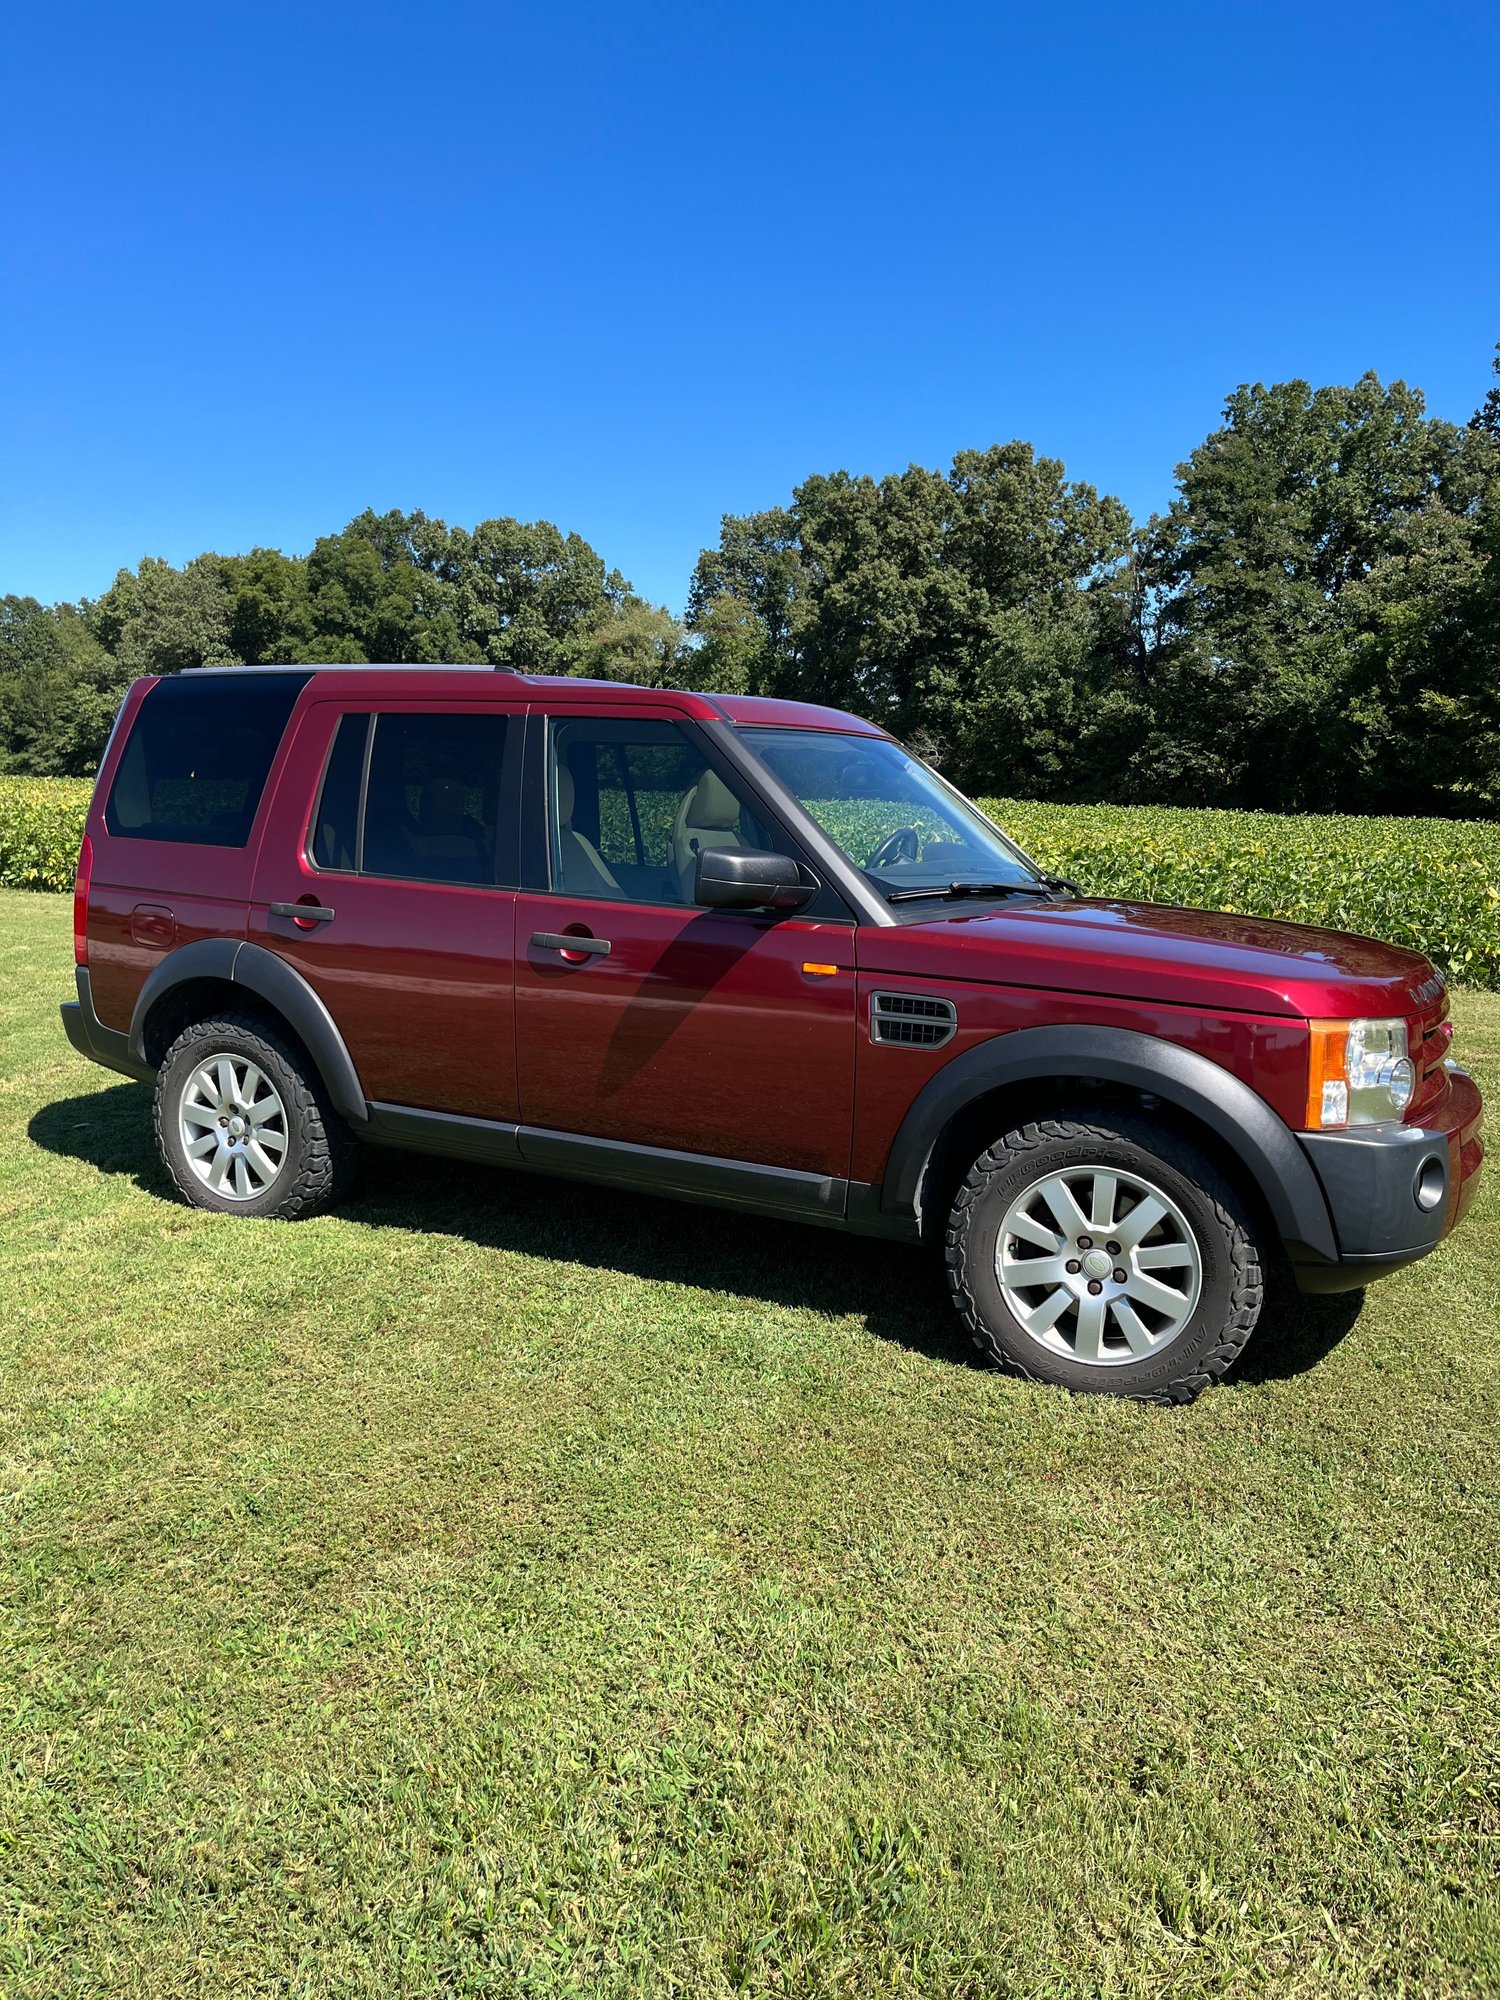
[867,825,920,870]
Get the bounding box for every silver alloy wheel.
[178,1054,290,1202]
[996,1163,1203,1367]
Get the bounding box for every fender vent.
[870,991,957,1049]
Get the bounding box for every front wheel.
[945,1112,1263,1404]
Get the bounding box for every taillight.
[73,833,93,966]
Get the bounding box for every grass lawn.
[0,887,1496,1998]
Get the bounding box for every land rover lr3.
[61,667,1484,1403]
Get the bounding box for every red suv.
[61,666,1484,1402]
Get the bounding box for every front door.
[513,710,856,1182]
[250,697,524,1121]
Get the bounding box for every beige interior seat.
[671,768,744,901]
[555,765,623,898]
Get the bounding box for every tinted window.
[105,672,308,846]
[311,714,369,872]
[361,712,510,885]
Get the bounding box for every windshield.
[738,728,1045,899]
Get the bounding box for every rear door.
[250,696,524,1121]
[513,707,857,1185]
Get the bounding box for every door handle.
[270,901,336,924]
[531,931,610,957]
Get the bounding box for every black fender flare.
[127,939,369,1126]
[880,1024,1337,1264]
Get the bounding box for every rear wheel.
[945,1112,1263,1404]
[154,1013,358,1220]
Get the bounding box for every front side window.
[311,710,512,886]
[105,672,308,846]
[547,717,772,905]
[738,729,1044,904]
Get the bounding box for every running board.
[363,1103,848,1221]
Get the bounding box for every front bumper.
[1291,1065,1484,1293]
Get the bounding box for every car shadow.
[28,1082,1364,1386]
[1226,1277,1365,1387]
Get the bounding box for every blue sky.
[4,1,1497,615]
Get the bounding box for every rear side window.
[312,710,513,887]
[105,672,309,846]
[311,714,368,872]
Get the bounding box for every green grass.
[1,888,1496,1997]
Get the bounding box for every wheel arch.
[880,1025,1337,1265]
[128,940,369,1126]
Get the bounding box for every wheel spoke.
[996,1158,1204,1370]
[254,1123,288,1153]
[999,1254,1073,1289]
[1113,1194,1166,1251]
[1134,1240,1193,1270]
[186,1131,219,1158]
[238,1063,265,1106]
[1072,1292,1108,1361]
[246,1140,280,1181]
[1022,1286,1073,1336]
[1109,1298,1158,1355]
[232,1155,251,1199]
[1038,1175,1090,1241]
[215,1058,239,1106]
[190,1065,222,1108]
[1123,1271,1193,1319]
[1088,1172,1118,1232]
[1006,1210,1063,1253]
[248,1094,283,1127]
[207,1146,232,1190]
[181,1102,220,1130]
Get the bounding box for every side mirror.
[694,847,816,913]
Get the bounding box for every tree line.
[4,353,1498,817]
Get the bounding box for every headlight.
[1306,1017,1416,1128]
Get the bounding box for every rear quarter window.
[105,673,309,846]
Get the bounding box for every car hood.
[859,897,1440,1020]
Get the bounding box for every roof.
[181,666,888,736]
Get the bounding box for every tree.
[568,601,689,685]
[91,555,240,678]
[687,445,1133,795]
[1139,372,1494,813]
[0,597,127,774]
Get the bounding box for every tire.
[154,1011,359,1220]
[945,1110,1263,1405]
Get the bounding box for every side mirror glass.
[694,847,816,913]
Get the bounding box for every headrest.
[687,769,740,831]
[557,765,575,824]
[419,777,466,829]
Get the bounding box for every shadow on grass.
[29,1082,1363,1386]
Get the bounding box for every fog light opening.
[1414,1155,1446,1214]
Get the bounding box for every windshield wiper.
[886,879,1055,904]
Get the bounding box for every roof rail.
[183,661,514,674]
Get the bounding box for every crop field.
[994,797,1500,990]
[1,885,1497,1997]
[5,775,1500,986]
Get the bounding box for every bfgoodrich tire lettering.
[945,1112,1263,1404]
[154,1012,358,1220]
